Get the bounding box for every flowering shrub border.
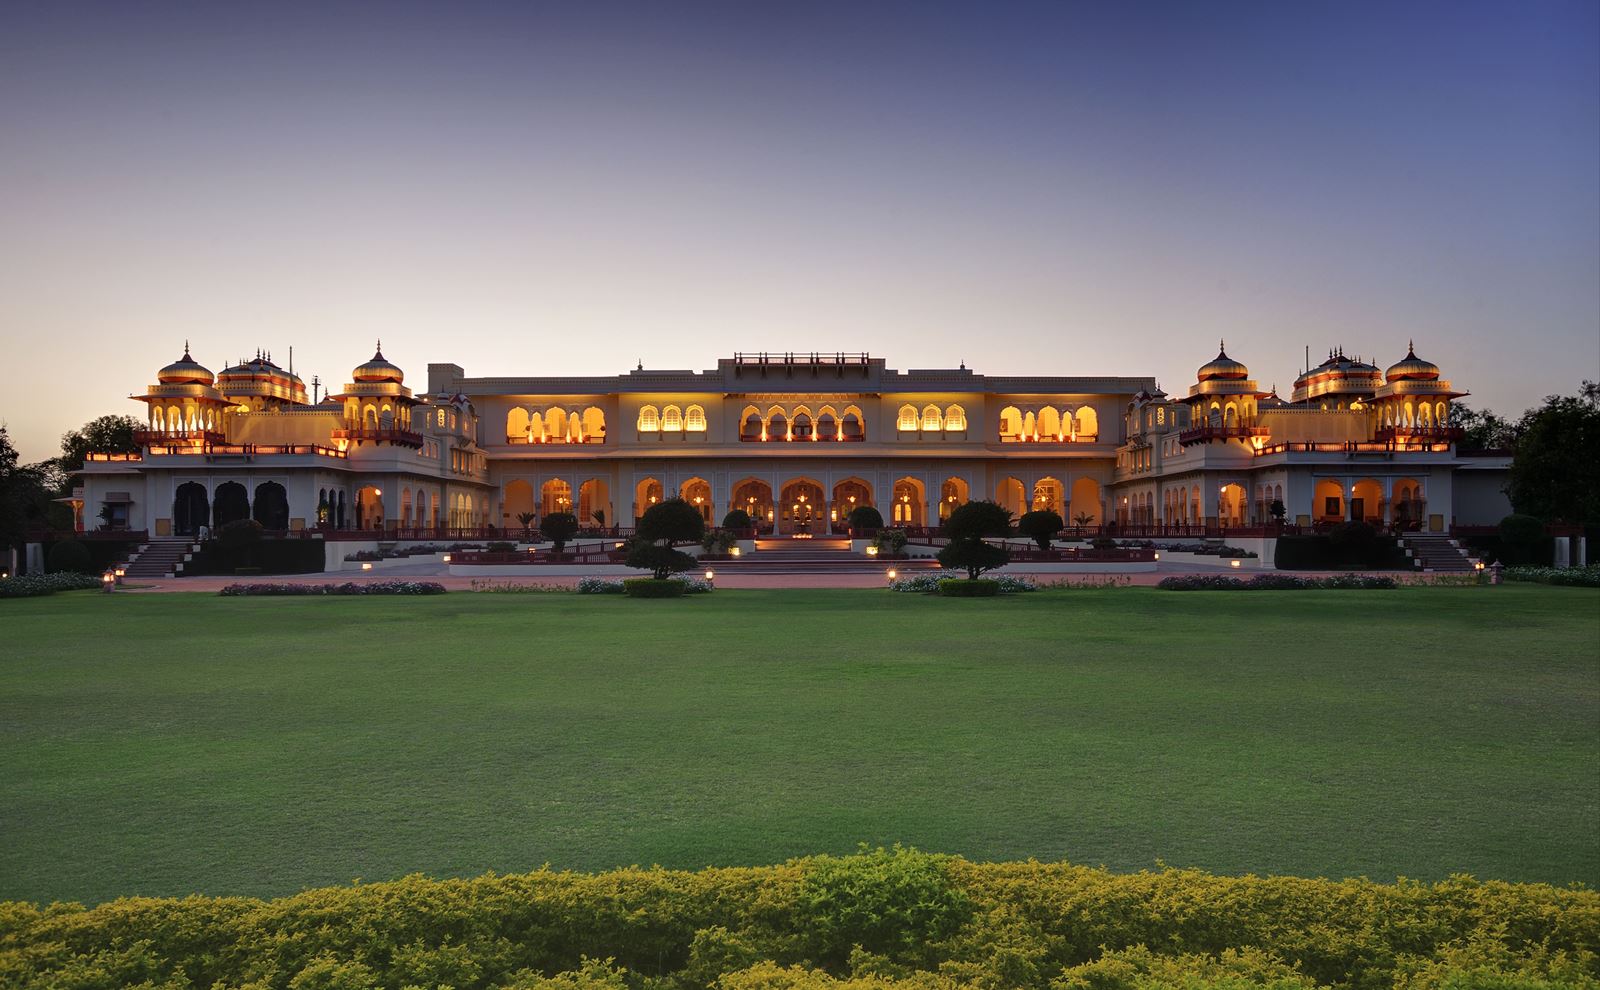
[890,574,1037,594]
[1159,574,1397,591]
[1505,564,1600,588]
[471,580,573,594]
[219,581,447,596]
[0,572,104,599]
[577,577,625,594]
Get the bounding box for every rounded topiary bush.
[720,508,752,530]
[847,505,884,531]
[623,578,687,598]
[46,539,93,575]
[938,578,1000,597]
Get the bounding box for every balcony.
[740,433,865,442]
[505,435,607,445]
[1178,424,1269,446]
[332,427,425,447]
[997,434,1099,444]
[134,428,226,446]
[1374,425,1462,443]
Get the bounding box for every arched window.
[944,405,966,431]
[769,409,789,440]
[841,409,864,440]
[637,405,660,432]
[527,411,544,442]
[741,409,763,440]
[662,405,683,432]
[792,410,813,439]
[897,404,918,431]
[1039,407,1061,440]
[506,407,530,441]
[816,407,838,440]
[999,406,1023,440]
[1075,406,1098,439]
[685,405,706,432]
[582,406,606,440]
[920,404,941,431]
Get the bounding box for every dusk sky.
[2,0,1596,463]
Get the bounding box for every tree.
[0,427,61,556]
[1016,510,1064,551]
[540,512,579,554]
[1506,384,1600,526]
[937,539,1010,580]
[944,500,1012,541]
[1452,403,1519,453]
[721,508,752,531]
[625,540,696,580]
[58,415,142,474]
[846,505,883,531]
[937,500,1013,579]
[515,511,536,538]
[1269,500,1286,522]
[46,539,93,575]
[1071,511,1096,531]
[1497,513,1549,566]
[637,497,705,547]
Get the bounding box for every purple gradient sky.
[2,1,1597,462]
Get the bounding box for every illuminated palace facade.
[76,345,1510,539]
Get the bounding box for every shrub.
[1158,574,1397,591]
[943,500,1012,541]
[471,580,572,593]
[1017,510,1064,551]
[1504,564,1600,587]
[938,578,1000,596]
[486,540,517,552]
[576,577,626,594]
[701,529,738,555]
[847,505,884,531]
[887,574,944,593]
[540,513,580,553]
[936,539,1009,580]
[0,571,102,598]
[721,508,753,530]
[218,581,446,596]
[994,575,1038,593]
[2,852,1594,990]
[623,577,686,598]
[625,540,696,580]
[1276,534,1409,570]
[1496,514,1551,566]
[1089,536,1118,551]
[871,528,908,556]
[638,498,706,546]
[45,539,93,574]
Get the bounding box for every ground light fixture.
[361,562,373,571]
[730,546,741,556]
[101,570,115,592]
[866,545,879,556]
[1153,552,1161,560]
[886,568,897,581]
[1230,559,1241,568]
[704,568,715,585]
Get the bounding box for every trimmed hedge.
[0,848,1594,990]
[1505,565,1600,587]
[218,581,446,596]
[44,539,92,575]
[1276,533,1411,570]
[0,571,103,598]
[187,539,325,576]
[938,578,1001,596]
[624,577,687,598]
[1160,574,1398,591]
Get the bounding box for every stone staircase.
[123,539,200,578]
[715,537,941,574]
[1400,533,1478,572]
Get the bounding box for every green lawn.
[1,585,1596,905]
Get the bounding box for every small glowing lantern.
[1230,559,1241,568]
[1153,552,1161,560]
[442,553,452,563]
[704,568,715,583]
[101,570,116,592]
[361,562,373,571]
[114,566,126,585]
[886,568,897,581]
[730,546,741,557]
[866,546,879,557]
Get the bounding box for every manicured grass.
[1,586,1596,905]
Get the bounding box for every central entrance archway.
[831,477,873,533]
[779,477,825,535]
[731,478,773,533]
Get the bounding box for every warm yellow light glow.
[442,553,452,563]
[373,488,382,496]
[1153,552,1161,560]
[730,546,741,556]
[705,569,715,581]
[1230,559,1241,568]
[866,546,879,556]
[362,562,373,571]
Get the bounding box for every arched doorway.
[173,482,209,536]
[1069,478,1102,531]
[504,480,535,532]
[1314,479,1344,525]
[635,478,664,522]
[680,477,712,523]
[831,477,873,533]
[1351,478,1383,524]
[779,478,824,535]
[1032,477,1063,515]
[252,482,289,530]
[355,485,383,530]
[214,482,249,527]
[541,479,572,517]
[579,478,611,528]
[891,477,924,527]
[938,477,969,522]
[996,477,1026,518]
[731,478,773,532]
[1218,483,1247,527]
[1393,477,1425,529]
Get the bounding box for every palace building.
[74,344,1512,541]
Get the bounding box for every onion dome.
[1385,341,1441,382]
[157,343,214,385]
[1197,340,1249,382]
[352,341,404,384]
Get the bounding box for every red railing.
[134,429,226,445]
[1178,425,1270,445]
[331,427,425,447]
[739,434,865,442]
[504,436,607,445]
[997,435,1099,444]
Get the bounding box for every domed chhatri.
[156,343,214,386]
[1197,341,1249,382]
[1386,341,1441,382]
[352,341,405,384]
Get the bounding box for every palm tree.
[516,511,536,539]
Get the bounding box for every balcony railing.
[505,435,607,445]
[1373,425,1463,443]
[331,427,425,447]
[1177,424,1270,445]
[740,433,865,442]
[134,429,226,445]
